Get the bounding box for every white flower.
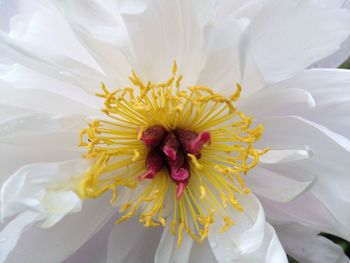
[0,0,350,263]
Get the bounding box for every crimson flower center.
[139,125,211,199]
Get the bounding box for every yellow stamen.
[76,61,266,245]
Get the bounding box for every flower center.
[139,125,211,199]
[77,62,267,245]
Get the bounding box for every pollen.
[77,62,267,245]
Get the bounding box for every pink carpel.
[171,167,189,181]
[138,149,164,181]
[141,125,167,148]
[162,132,180,161]
[176,181,187,199]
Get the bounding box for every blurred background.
[0,0,349,262]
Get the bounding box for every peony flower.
[0,0,350,262]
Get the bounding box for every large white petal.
[0,83,98,116]
[197,16,245,95]
[5,195,115,263]
[63,215,117,263]
[207,194,287,263]
[8,7,100,71]
[249,0,350,83]
[1,160,116,263]
[0,64,101,112]
[155,222,193,263]
[270,69,350,137]
[107,218,162,263]
[259,116,350,240]
[0,211,42,263]
[0,14,105,94]
[0,113,84,151]
[51,0,132,87]
[276,224,349,263]
[238,87,316,116]
[0,160,85,262]
[189,240,218,263]
[246,166,313,203]
[118,0,217,86]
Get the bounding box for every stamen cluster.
[77,62,267,245]
[140,125,211,199]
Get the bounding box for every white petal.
[5,195,115,263]
[50,0,131,87]
[250,0,350,83]
[208,194,287,263]
[40,191,81,228]
[107,218,162,263]
[118,0,217,86]
[215,0,260,21]
[0,160,86,221]
[155,222,193,263]
[276,224,349,263]
[0,211,42,263]
[240,223,287,263]
[197,16,246,95]
[271,69,350,137]
[0,83,98,116]
[63,215,116,263]
[310,0,350,68]
[189,240,218,263]
[260,149,312,164]
[0,30,104,94]
[238,87,316,117]
[259,116,350,239]
[8,8,100,71]
[246,167,313,203]
[0,64,102,112]
[0,113,85,156]
[0,160,118,263]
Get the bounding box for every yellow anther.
[200,186,206,199]
[220,217,236,233]
[132,150,140,162]
[177,222,184,248]
[188,154,203,169]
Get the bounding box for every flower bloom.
[1,0,350,263]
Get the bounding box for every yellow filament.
[77,61,266,245]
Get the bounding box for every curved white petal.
[0,64,102,112]
[0,113,85,153]
[276,224,349,263]
[260,149,312,164]
[238,88,316,116]
[247,167,314,203]
[240,223,287,263]
[271,69,350,137]
[63,215,117,263]
[0,27,104,94]
[250,0,350,83]
[107,218,162,263]
[0,211,42,263]
[0,112,84,183]
[207,194,287,263]
[118,0,217,86]
[197,16,245,95]
[4,194,115,263]
[8,8,100,71]
[259,116,350,239]
[0,159,116,263]
[0,160,86,222]
[155,222,193,263]
[189,240,218,263]
[51,0,132,87]
[311,0,350,68]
